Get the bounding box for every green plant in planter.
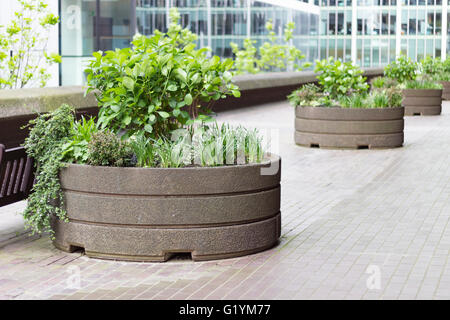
[289,84,402,109]
[85,7,240,140]
[338,89,402,109]
[404,79,443,90]
[314,57,369,99]
[384,55,418,84]
[61,117,98,164]
[22,104,75,236]
[435,72,450,81]
[87,131,135,167]
[287,84,322,107]
[370,76,399,89]
[420,56,444,78]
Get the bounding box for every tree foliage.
[0,0,60,89]
[231,19,310,75]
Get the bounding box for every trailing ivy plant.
[0,0,60,89]
[384,55,418,84]
[85,7,240,140]
[314,57,369,99]
[22,104,75,236]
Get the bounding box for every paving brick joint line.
[0,101,449,300]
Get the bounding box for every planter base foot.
[294,132,404,149]
[53,213,281,262]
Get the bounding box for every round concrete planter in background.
[294,106,404,149]
[440,81,450,101]
[52,156,281,262]
[402,89,442,116]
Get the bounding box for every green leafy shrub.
[384,55,418,83]
[87,131,134,167]
[420,56,443,78]
[22,104,74,236]
[314,57,369,99]
[85,8,239,140]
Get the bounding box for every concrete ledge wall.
[0,68,384,148]
[0,87,98,149]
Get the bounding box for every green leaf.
[167,84,177,91]
[123,116,132,125]
[111,105,120,113]
[175,68,187,82]
[184,93,193,105]
[123,77,135,91]
[144,124,153,133]
[157,111,170,119]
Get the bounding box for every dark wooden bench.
[0,144,34,207]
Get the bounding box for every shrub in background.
[231,19,310,75]
[85,8,240,140]
[314,57,369,99]
[384,55,418,84]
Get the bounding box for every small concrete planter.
[52,156,281,262]
[402,89,442,116]
[440,81,450,100]
[295,106,404,149]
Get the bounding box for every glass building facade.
[59,0,450,85]
[320,0,447,67]
[59,0,319,85]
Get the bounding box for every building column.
[207,0,212,51]
[247,0,251,38]
[166,0,170,25]
[395,1,402,57]
[351,0,357,63]
[442,1,448,60]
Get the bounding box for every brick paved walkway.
[0,101,449,300]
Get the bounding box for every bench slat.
[0,144,34,207]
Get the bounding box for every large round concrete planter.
[294,106,404,149]
[402,89,442,116]
[440,81,450,100]
[52,156,281,262]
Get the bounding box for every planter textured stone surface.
[294,106,404,149]
[52,156,281,262]
[402,89,442,116]
[441,81,450,100]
